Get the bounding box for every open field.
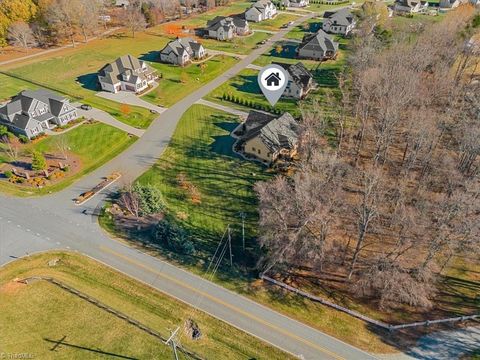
[0,251,291,360]
[250,13,302,31]
[0,122,136,196]
[200,31,271,55]
[142,55,238,107]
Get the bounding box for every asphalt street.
[0,11,378,360]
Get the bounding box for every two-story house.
[98,55,158,93]
[322,9,356,36]
[159,37,206,66]
[0,89,79,139]
[245,0,277,22]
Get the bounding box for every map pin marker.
[258,64,289,107]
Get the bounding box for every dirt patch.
[0,280,27,295]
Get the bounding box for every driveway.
[96,90,167,114]
[74,103,145,137]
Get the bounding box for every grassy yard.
[200,31,271,55]
[250,13,302,31]
[142,55,238,107]
[0,122,136,196]
[284,17,322,39]
[206,68,300,115]
[0,251,291,360]
[135,104,269,257]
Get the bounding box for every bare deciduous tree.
[120,7,147,38]
[7,21,37,52]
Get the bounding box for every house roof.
[273,62,315,89]
[323,8,355,26]
[244,112,299,153]
[299,30,339,54]
[160,37,202,58]
[0,89,72,131]
[99,54,154,85]
[205,15,247,31]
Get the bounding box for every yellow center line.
[100,245,344,360]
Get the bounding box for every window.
[258,149,261,154]
[252,147,256,151]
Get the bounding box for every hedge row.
[222,93,284,115]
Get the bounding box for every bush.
[3,170,13,178]
[133,183,165,215]
[153,217,196,255]
[18,135,29,143]
[31,151,47,171]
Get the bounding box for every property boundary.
[22,276,203,360]
[261,275,480,331]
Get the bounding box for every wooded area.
[256,7,480,310]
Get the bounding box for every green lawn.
[136,105,269,258]
[0,123,136,196]
[284,17,322,39]
[142,55,238,107]
[206,68,300,115]
[306,1,353,12]
[0,251,291,360]
[200,31,271,55]
[250,13,301,31]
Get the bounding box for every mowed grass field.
[0,251,291,360]
[250,13,302,31]
[142,55,238,107]
[0,122,136,196]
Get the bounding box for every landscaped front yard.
[0,122,136,196]
[142,55,238,107]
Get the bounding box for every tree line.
[0,0,230,52]
[255,7,480,309]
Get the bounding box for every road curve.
[0,11,377,360]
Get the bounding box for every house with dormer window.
[98,55,158,93]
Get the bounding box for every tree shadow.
[267,42,298,60]
[76,73,100,92]
[44,337,138,359]
[312,67,339,88]
[234,74,261,94]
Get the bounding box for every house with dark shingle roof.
[273,62,316,99]
[297,30,338,61]
[245,0,277,22]
[204,16,249,41]
[159,37,206,66]
[240,111,299,163]
[0,89,79,139]
[98,54,158,93]
[322,9,356,36]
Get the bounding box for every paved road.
[0,12,377,360]
[196,98,249,118]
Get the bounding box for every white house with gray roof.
[245,0,277,22]
[241,111,299,163]
[322,9,356,36]
[273,62,316,99]
[297,30,339,61]
[98,54,158,94]
[204,16,249,41]
[0,89,79,139]
[159,37,206,66]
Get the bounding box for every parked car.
[80,104,92,110]
[280,24,289,29]
[257,39,267,45]
[288,21,295,26]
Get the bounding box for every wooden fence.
[261,275,480,331]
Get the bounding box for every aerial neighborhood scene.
[0,0,479,359]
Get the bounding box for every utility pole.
[239,212,246,252]
[228,225,233,267]
[165,327,180,360]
